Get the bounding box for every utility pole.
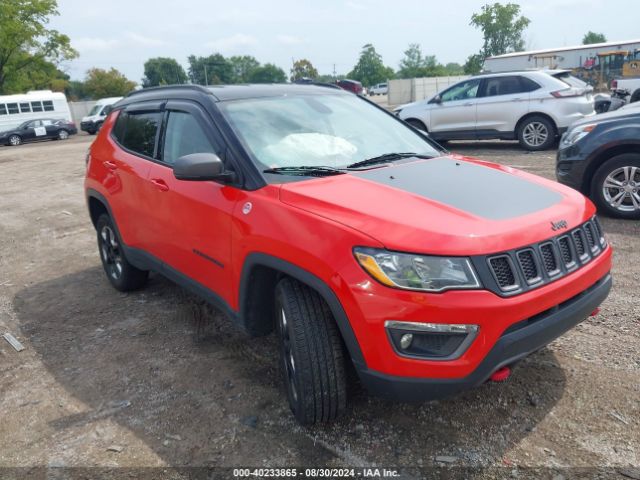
[333,63,336,78]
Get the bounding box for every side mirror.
[173,153,234,182]
[431,95,442,104]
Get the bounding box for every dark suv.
[557,104,640,219]
[85,84,611,424]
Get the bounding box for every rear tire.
[591,154,640,219]
[8,134,22,146]
[275,278,347,425]
[631,89,640,103]
[517,116,556,151]
[96,214,149,291]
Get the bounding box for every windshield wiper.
[347,152,433,169]
[263,166,345,177]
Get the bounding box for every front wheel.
[8,134,22,146]
[591,154,640,219]
[517,116,556,151]
[406,118,428,132]
[58,130,69,140]
[275,278,347,425]
[96,214,149,291]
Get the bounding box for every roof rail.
[310,82,343,90]
[125,84,213,98]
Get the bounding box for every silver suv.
[395,70,595,151]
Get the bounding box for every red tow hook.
[490,366,511,382]
[590,307,600,317]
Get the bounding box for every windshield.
[88,104,103,116]
[218,93,441,170]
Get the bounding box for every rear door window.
[117,111,162,158]
[482,76,526,97]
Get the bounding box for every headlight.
[562,124,597,146]
[354,247,481,292]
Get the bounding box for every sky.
[51,0,640,83]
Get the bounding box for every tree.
[0,0,78,93]
[228,55,260,83]
[397,44,446,78]
[249,63,287,83]
[443,62,464,75]
[582,31,607,45]
[142,57,187,87]
[348,44,394,87]
[290,59,318,82]
[83,68,137,98]
[463,54,484,75]
[187,54,234,85]
[1,53,69,93]
[470,3,531,58]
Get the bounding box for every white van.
[0,90,72,132]
[80,97,122,134]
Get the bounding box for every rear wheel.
[591,154,640,219]
[631,89,640,103]
[8,134,22,146]
[275,278,347,425]
[517,116,556,151]
[96,214,149,291]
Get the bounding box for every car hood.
[279,156,595,255]
[571,106,640,129]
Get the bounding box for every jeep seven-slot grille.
[486,217,606,295]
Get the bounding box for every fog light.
[399,333,413,350]
[385,321,479,360]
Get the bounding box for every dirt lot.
[0,134,638,478]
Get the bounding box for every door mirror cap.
[173,153,233,182]
[430,95,442,104]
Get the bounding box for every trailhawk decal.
[355,158,562,220]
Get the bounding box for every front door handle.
[150,178,169,192]
[103,161,117,170]
[463,102,474,107]
[511,98,523,102]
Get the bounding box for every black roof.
[116,83,347,108]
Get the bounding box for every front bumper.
[357,272,611,401]
[80,121,97,132]
[556,141,589,192]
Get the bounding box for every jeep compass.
[84,84,612,425]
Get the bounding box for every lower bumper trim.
[357,273,612,402]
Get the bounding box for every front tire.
[8,134,22,146]
[591,154,640,219]
[96,214,149,291]
[406,118,428,132]
[517,116,556,151]
[58,130,69,140]
[275,278,347,425]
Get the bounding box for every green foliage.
[65,80,89,101]
[248,63,287,83]
[187,54,234,85]
[463,54,484,75]
[228,55,260,83]
[0,0,78,94]
[582,31,607,45]
[83,68,137,98]
[396,44,463,78]
[470,2,531,58]
[290,59,318,82]
[348,44,394,87]
[142,57,187,87]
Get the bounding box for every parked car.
[0,90,73,132]
[395,70,595,151]
[557,106,640,219]
[81,97,122,135]
[336,79,364,95]
[85,84,611,425]
[369,83,388,96]
[0,118,77,146]
[612,77,640,104]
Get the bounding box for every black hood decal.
[354,157,562,220]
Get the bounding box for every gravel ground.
[0,134,638,479]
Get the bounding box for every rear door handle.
[150,178,169,192]
[511,98,523,102]
[103,161,117,170]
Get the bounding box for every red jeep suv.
[85,85,612,425]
